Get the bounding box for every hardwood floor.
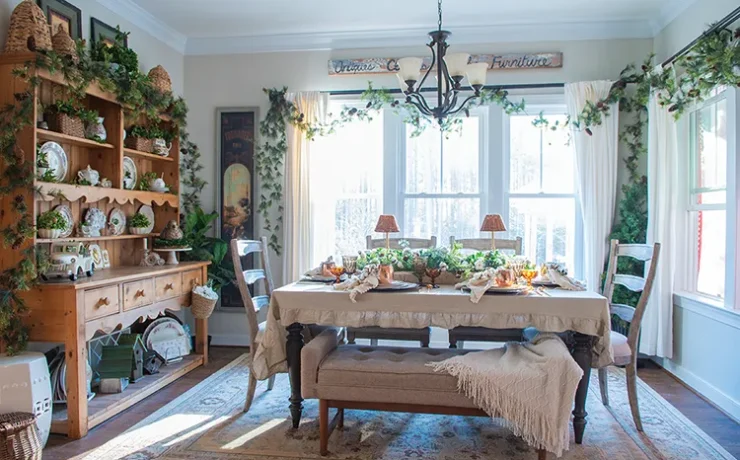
[42,347,740,459]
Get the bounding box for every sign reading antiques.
[328,52,562,76]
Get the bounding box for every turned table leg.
[286,322,305,428]
[571,333,594,444]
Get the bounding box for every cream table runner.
[252,283,613,380]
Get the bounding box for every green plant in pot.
[91,28,138,74]
[179,207,234,291]
[37,210,66,239]
[129,212,151,235]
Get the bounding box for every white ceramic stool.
[0,352,52,446]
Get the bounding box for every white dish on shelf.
[88,244,103,267]
[83,208,106,237]
[108,208,126,235]
[53,204,74,238]
[123,157,137,190]
[137,204,155,234]
[39,141,68,182]
[143,318,191,362]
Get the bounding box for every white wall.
[0,0,184,94]
[184,38,653,345]
[653,0,740,423]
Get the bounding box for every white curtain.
[565,81,620,292]
[640,91,678,358]
[283,92,327,284]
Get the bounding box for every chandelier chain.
[438,0,442,32]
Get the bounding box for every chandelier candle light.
[396,0,488,124]
[375,215,400,249]
[481,214,507,250]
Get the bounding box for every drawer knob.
[97,297,110,308]
[165,283,174,291]
[135,289,145,298]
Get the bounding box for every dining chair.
[345,236,437,347]
[230,236,279,412]
[598,239,661,432]
[448,236,524,349]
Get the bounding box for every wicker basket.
[125,136,154,153]
[52,28,78,64]
[191,287,218,319]
[4,0,52,53]
[148,65,172,94]
[47,113,85,138]
[0,412,42,460]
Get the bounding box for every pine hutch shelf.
[0,54,208,439]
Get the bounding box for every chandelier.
[396,0,488,124]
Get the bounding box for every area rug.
[81,353,735,460]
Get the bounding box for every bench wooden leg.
[538,449,547,460]
[320,400,329,456]
[337,408,344,428]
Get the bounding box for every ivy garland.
[0,42,206,355]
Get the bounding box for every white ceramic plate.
[108,208,126,235]
[462,285,528,295]
[39,142,68,182]
[84,208,106,237]
[88,244,103,267]
[371,281,419,291]
[143,318,190,360]
[53,204,74,238]
[137,204,155,234]
[123,157,137,190]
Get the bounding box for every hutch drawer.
[155,273,181,300]
[123,279,155,310]
[83,285,120,321]
[181,269,203,293]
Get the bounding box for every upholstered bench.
[302,328,547,459]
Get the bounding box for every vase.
[425,268,442,288]
[379,264,394,285]
[85,117,107,142]
[341,255,358,275]
[37,228,61,239]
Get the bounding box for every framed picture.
[37,0,82,40]
[216,108,258,309]
[90,18,126,47]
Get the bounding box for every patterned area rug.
[83,353,735,460]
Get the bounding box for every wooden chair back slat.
[366,236,437,250]
[450,236,523,255]
[612,274,646,292]
[616,244,656,261]
[610,303,636,323]
[230,237,274,350]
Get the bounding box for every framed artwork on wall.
[91,17,126,47]
[216,108,258,309]
[37,0,82,40]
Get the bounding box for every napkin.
[305,256,335,278]
[455,268,497,303]
[334,264,380,302]
[545,264,586,291]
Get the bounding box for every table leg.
[286,322,304,428]
[571,332,594,444]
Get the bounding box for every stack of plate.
[48,352,94,404]
[142,318,191,363]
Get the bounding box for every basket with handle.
[0,412,42,460]
[191,284,218,319]
[47,113,85,138]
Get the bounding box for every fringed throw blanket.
[428,334,583,457]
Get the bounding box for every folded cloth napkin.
[455,268,497,303]
[334,264,380,302]
[546,263,586,291]
[305,256,335,278]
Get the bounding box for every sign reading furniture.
[328,52,562,76]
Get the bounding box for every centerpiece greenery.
[462,250,508,274]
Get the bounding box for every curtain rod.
[662,6,740,67]
[328,82,564,96]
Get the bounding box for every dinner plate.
[88,244,103,267]
[532,280,559,288]
[123,157,137,190]
[371,281,419,291]
[137,204,155,234]
[53,204,74,238]
[462,285,528,295]
[108,208,126,235]
[143,317,190,353]
[39,141,68,182]
[301,275,343,283]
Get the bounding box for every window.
[308,97,581,277]
[686,94,728,300]
[506,111,578,274]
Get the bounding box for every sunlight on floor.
[221,418,285,449]
[164,415,230,447]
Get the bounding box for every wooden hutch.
[0,54,209,439]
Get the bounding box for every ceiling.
[100,0,697,54]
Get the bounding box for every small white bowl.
[38,228,62,239]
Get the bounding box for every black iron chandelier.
[396,0,488,124]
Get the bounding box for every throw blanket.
[429,334,583,457]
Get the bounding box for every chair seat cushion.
[610,331,632,366]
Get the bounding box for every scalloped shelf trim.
[35,182,178,207]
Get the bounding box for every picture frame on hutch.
[37,0,82,40]
[90,17,126,47]
[216,108,258,309]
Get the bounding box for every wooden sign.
[328,52,562,76]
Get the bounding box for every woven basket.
[0,412,42,460]
[191,288,217,319]
[47,113,84,138]
[4,0,52,53]
[148,65,172,94]
[125,136,154,153]
[52,28,78,64]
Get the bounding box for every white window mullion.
[727,87,738,309]
[490,105,506,231]
[383,108,403,220]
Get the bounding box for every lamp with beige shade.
[480,214,507,250]
[374,215,400,249]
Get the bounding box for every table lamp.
[375,215,400,249]
[480,214,506,250]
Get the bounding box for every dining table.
[253,278,614,445]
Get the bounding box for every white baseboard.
[654,357,740,424]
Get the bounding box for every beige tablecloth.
[252,282,613,380]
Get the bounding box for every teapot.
[149,174,168,193]
[77,165,100,186]
[152,138,172,157]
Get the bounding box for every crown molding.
[94,0,187,54]
[650,0,699,36]
[184,20,655,55]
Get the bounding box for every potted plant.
[91,27,139,74]
[128,212,150,235]
[46,99,98,139]
[37,210,66,239]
